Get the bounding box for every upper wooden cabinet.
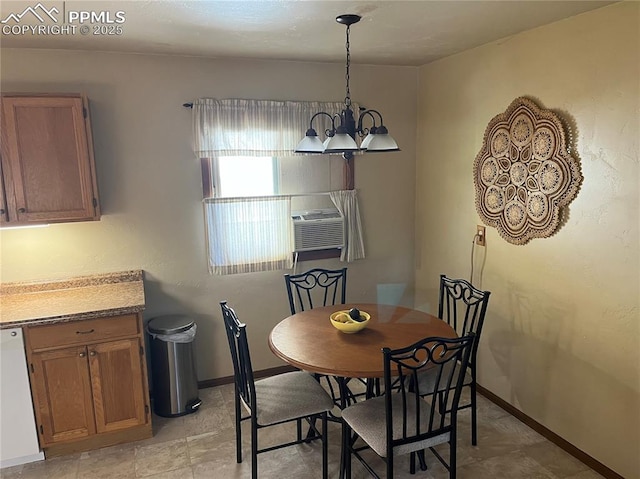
[0,94,100,225]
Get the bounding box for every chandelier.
[294,14,400,159]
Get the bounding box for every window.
[204,155,290,275]
[193,99,364,274]
[205,195,292,275]
[215,156,278,198]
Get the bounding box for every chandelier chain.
[344,24,351,107]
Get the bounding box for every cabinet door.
[89,339,148,434]
[29,346,96,446]
[0,95,99,223]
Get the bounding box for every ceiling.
[0,1,616,66]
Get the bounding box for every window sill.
[294,249,341,262]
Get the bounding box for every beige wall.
[415,3,639,477]
[0,50,418,382]
[3,3,638,475]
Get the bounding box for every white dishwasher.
[0,328,45,468]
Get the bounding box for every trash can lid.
[148,315,195,335]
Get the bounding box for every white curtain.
[330,190,366,262]
[205,196,293,275]
[192,98,357,157]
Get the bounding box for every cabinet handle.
[0,209,5,215]
[18,208,26,213]
[89,351,96,357]
[76,329,95,335]
[79,352,86,358]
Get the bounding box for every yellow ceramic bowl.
[330,310,371,334]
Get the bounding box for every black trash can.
[147,315,201,417]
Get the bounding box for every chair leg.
[366,377,381,397]
[234,391,242,463]
[322,413,328,479]
[365,378,375,399]
[470,380,477,446]
[417,450,428,471]
[410,452,416,474]
[342,420,351,479]
[306,374,327,441]
[450,428,457,479]
[251,418,258,479]
[387,451,394,478]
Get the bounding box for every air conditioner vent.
[300,211,341,220]
[292,209,344,252]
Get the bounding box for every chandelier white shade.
[359,125,399,152]
[324,129,359,153]
[294,14,400,159]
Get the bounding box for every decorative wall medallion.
[473,97,582,245]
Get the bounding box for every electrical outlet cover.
[476,225,486,246]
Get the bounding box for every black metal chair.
[284,267,347,314]
[284,267,351,407]
[341,335,475,478]
[220,301,333,479]
[419,275,491,446]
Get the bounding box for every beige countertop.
[0,270,145,329]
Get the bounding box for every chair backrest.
[220,301,256,413]
[438,275,490,364]
[284,267,347,314]
[382,334,475,458]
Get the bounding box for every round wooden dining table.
[269,303,457,379]
[270,303,457,479]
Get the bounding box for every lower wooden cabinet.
[24,314,151,456]
[29,345,96,445]
[91,339,147,434]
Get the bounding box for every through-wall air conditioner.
[291,209,345,252]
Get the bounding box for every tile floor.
[1,384,604,479]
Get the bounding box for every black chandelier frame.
[295,14,399,161]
